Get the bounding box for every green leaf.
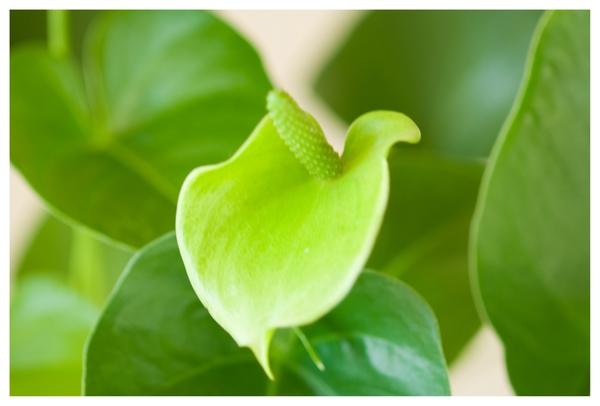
[176,90,420,375]
[368,149,484,363]
[11,10,271,248]
[15,213,133,306]
[84,233,450,395]
[471,10,589,395]
[11,273,99,396]
[293,270,450,395]
[315,10,543,158]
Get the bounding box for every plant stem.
[293,327,325,371]
[68,228,106,307]
[47,10,70,59]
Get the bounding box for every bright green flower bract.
[176,90,420,378]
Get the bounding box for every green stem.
[68,228,106,307]
[47,10,70,59]
[293,327,325,371]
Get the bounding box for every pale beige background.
[9,10,514,396]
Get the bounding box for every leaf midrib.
[102,139,179,204]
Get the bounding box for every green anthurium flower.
[176,90,420,378]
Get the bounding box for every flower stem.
[293,327,325,371]
[47,10,70,59]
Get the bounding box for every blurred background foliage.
[10,9,589,396]
[11,11,125,395]
[315,10,543,159]
[10,10,100,61]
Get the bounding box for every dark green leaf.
[10,274,99,396]
[84,233,450,395]
[369,149,484,363]
[471,10,589,395]
[315,10,542,158]
[292,270,450,395]
[11,10,271,248]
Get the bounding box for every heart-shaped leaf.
[11,10,271,248]
[369,149,484,363]
[471,10,589,395]
[84,233,450,395]
[315,10,543,158]
[176,90,420,375]
[11,274,99,396]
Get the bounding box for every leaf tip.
[343,111,421,163]
[249,328,276,380]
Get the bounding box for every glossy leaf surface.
[369,149,484,363]
[84,233,450,395]
[315,10,542,158]
[471,10,590,395]
[176,92,420,374]
[11,274,98,395]
[11,10,271,248]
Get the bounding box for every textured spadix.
[176,90,420,378]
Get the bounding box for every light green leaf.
[471,10,589,395]
[315,10,543,158]
[176,90,420,376]
[11,274,99,396]
[369,149,484,363]
[84,233,450,395]
[11,10,271,248]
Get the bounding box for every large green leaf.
[11,274,99,396]
[471,10,589,395]
[84,233,450,395]
[315,10,543,158]
[368,148,484,363]
[176,90,420,375]
[11,10,271,248]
